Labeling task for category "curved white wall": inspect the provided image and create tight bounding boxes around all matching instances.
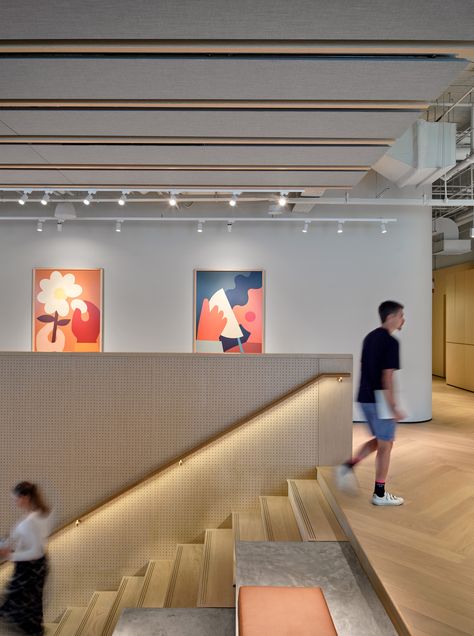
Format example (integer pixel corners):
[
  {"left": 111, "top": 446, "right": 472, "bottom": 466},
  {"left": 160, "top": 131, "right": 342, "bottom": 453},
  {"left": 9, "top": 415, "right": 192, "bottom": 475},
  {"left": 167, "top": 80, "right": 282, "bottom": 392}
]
[{"left": 0, "top": 173, "right": 432, "bottom": 420}]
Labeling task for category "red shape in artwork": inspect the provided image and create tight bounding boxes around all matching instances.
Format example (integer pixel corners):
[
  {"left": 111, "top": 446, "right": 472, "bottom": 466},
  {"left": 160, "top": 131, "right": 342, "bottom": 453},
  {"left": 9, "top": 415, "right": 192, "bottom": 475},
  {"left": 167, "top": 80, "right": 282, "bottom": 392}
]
[{"left": 71, "top": 300, "right": 101, "bottom": 343}]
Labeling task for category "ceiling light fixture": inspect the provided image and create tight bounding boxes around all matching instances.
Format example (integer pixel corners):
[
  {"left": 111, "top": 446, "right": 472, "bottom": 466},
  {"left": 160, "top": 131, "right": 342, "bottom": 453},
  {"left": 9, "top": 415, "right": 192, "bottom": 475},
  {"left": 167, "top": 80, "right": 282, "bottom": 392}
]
[
  {"left": 169, "top": 192, "right": 178, "bottom": 207},
  {"left": 115, "top": 220, "right": 122, "bottom": 233},
  {"left": 337, "top": 221, "right": 344, "bottom": 234},
  {"left": 197, "top": 221, "right": 204, "bottom": 233},
  {"left": 381, "top": 222, "right": 387, "bottom": 234},
  {"left": 36, "top": 219, "right": 43, "bottom": 232},
  {"left": 278, "top": 192, "right": 288, "bottom": 207},
  {"left": 471, "top": 226, "right": 474, "bottom": 239},
  {"left": 18, "top": 191, "right": 29, "bottom": 205},
  {"left": 227, "top": 221, "right": 233, "bottom": 232},
  {"left": 118, "top": 192, "right": 127, "bottom": 206},
  {"left": 56, "top": 220, "right": 63, "bottom": 232},
  {"left": 83, "top": 190, "right": 95, "bottom": 206},
  {"left": 302, "top": 221, "right": 309, "bottom": 233},
  {"left": 229, "top": 194, "right": 238, "bottom": 207},
  {"left": 40, "top": 191, "right": 50, "bottom": 206}
]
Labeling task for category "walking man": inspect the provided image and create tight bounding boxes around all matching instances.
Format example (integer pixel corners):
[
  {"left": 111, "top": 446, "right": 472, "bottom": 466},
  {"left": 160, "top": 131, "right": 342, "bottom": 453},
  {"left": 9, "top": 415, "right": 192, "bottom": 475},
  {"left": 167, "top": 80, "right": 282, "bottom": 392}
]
[{"left": 337, "top": 300, "right": 406, "bottom": 505}]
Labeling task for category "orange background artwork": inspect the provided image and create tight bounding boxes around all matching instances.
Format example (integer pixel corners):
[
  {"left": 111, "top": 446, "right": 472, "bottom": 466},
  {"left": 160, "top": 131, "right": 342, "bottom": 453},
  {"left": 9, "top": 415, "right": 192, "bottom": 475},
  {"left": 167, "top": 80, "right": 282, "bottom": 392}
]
[{"left": 32, "top": 269, "right": 103, "bottom": 352}]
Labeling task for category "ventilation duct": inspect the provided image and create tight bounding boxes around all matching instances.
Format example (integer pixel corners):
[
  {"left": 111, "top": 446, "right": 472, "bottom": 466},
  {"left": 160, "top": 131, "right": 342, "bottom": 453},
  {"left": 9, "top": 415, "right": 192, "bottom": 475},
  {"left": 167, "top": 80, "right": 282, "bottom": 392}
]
[
  {"left": 374, "top": 120, "right": 456, "bottom": 187},
  {"left": 54, "top": 202, "right": 77, "bottom": 220},
  {"left": 432, "top": 217, "right": 471, "bottom": 255}
]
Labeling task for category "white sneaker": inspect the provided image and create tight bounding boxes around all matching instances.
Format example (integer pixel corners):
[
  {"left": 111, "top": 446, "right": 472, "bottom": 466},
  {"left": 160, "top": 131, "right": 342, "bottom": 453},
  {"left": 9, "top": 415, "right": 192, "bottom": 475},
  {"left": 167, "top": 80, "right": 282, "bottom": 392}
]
[
  {"left": 371, "top": 492, "right": 404, "bottom": 506},
  {"left": 335, "top": 464, "right": 359, "bottom": 495}
]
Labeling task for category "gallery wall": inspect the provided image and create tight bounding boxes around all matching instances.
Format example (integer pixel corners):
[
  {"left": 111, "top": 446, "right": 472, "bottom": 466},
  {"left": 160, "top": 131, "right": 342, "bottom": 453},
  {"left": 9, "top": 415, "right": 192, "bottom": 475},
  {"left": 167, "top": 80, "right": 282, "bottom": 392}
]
[{"left": 0, "top": 172, "right": 432, "bottom": 420}]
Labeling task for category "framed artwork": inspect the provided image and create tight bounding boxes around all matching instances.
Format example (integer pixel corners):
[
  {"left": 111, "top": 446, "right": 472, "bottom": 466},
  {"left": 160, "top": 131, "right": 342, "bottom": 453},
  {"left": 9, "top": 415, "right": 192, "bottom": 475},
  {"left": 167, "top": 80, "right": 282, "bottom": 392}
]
[
  {"left": 32, "top": 268, "right": 103, "bottom": 352},
  {"left": 194, "top": 270, "right": 264, "bottom": 354}
]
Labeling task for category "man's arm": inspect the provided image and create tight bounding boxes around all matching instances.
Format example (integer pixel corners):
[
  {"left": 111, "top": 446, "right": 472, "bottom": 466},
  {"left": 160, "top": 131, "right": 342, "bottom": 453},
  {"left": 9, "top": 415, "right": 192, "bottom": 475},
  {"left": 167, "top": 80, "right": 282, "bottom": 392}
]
[{"left": 382, "top": 368, "right": 405, "bottom": 421}]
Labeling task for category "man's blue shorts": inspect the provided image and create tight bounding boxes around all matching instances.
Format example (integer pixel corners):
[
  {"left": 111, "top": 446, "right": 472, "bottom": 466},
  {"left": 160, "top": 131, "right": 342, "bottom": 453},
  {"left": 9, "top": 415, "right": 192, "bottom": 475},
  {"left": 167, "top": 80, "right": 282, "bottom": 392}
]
[{"left": 360, "top": 402, "right": 396, "bottom": 442}]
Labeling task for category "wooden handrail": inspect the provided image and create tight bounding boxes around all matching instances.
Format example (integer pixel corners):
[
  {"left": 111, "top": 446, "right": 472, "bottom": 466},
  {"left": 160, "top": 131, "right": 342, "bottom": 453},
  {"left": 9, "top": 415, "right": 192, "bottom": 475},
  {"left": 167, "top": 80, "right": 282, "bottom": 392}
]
[{"left": 2, "top": 371, "right": 350, "bottom": 551}]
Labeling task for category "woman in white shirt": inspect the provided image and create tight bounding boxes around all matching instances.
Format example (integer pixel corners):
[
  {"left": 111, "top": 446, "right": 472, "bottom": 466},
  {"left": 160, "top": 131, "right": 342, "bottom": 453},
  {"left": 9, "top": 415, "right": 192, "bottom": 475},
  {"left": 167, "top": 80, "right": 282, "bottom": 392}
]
[{"left": 0, "top": 482, "right": 52, "bottom": 636}]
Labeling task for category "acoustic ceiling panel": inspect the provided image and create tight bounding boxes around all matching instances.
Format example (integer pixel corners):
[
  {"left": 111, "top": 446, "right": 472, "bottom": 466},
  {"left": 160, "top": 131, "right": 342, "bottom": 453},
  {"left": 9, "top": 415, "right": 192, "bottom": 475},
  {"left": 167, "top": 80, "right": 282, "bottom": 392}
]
[
  {"left": 0, "top": 0, "right": 473, "bottom": 40},
  {"left": 0, "top": 144, "right": 388, "bottom": 166},
  {"left": 0, "top": 109, "right": 424, "bottom": 140},
  {"left": 0, "top": 57, "right": 467, "bottom": 101},
  {"left": 0, "top": 169, "right": 364, "bottom": 187}
]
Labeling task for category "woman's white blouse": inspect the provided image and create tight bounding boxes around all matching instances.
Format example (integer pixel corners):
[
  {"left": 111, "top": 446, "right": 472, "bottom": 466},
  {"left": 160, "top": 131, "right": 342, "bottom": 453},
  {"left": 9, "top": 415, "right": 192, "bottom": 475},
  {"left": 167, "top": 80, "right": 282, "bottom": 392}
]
[{"left": 10, "top": 511, "right": 52, "bottom": 562}]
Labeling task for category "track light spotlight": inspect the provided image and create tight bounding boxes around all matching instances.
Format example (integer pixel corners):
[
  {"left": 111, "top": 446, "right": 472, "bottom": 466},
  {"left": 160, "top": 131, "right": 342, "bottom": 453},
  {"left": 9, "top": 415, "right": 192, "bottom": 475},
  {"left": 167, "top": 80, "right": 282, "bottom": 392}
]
[
  {"left": 18, "top": 192, "right": 29, "bottom": 205},
  {"left": 471, "top": 227, "right": 474, "bottom": 239},
  {"left": 56, "top": 220, "right": 63, "bottom": 232},
  {"left": 381, "top": 222, "right": 387, "bottom": 234},
  {"left": 337, "top": 221, "right": 344, "bottom": 234},
  {"left": 118, "top": 192, "right": 127, "bottom": 206},
  {"left": 115, "top": 220, "right": 122, "bottom": 233},
  {"left": 278, "top": 192, "right": 288, "bottom": 207},
  {"left": 302, "top": 221, "right": 309, "bottom": 233},
  {"left": 197, "top": 221, "right": 204, "bottom": 233},
  {"left": 227, "top": 221, "right": 233, "bottom": 232},
  {"left": 40, "top": 191, "right": 50, "bottom": 206},
  {"left": 83, "top": 190, "right": 95, "bottom": 206},
  {"left": 36, "top": 220, "right": 43, "bottom": 232},
  {"left": 169, "top": 192, "right": 178, "bottom": 207},
  {"left": 229, "top": 194, "right": 237, "bottom": 207}
]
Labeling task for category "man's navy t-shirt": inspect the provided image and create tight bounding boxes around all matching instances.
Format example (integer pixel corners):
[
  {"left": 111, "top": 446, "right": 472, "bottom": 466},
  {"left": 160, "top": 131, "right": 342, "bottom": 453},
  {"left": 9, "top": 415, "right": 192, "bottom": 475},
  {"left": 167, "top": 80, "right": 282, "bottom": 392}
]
[{"left": 357, "top": 327, "right": 400, "bottom": 403}]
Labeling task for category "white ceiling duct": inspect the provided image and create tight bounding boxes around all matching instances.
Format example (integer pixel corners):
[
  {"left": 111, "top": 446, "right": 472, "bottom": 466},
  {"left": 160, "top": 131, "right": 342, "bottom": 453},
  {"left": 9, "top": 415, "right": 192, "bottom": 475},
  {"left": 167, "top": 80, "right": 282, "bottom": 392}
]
[
  {"left": 374, "top": 120, "right": 456, "bottom": 188},
  {"left": 54, "top": 202, "right": 76, "bottom": 220}
]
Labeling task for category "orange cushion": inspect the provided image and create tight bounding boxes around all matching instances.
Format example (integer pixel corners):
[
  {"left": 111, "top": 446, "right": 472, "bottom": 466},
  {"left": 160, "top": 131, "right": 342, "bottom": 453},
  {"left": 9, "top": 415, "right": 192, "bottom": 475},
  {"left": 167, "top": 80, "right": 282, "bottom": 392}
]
[{"left": 238, "top": 586, "right": 337, "bottom": 636}]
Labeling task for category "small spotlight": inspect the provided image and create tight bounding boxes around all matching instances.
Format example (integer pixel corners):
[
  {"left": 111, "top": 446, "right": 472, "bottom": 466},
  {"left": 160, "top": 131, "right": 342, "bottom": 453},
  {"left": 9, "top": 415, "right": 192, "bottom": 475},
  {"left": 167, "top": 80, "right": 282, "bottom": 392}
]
[
  {"left": 337, "top": 221, "right": 344, "bottom": 234},
  {"left": 118, "top": 192, "right": 127, "bottom": 206},
  {"left": 36, "top": 220, "right": 43, "bottom": 232},
  {"left": 470, "top": 227, "right": 474, "bottom": 239},
  {"left": 197, "top": 221, "right": 204, "bottom": 233},
  {"left": 56, "top": 220, "right": 63, "bottom": 232},
  {"left": 18, "top": 192, "right": 29, "bottom": 205},
  {"left": 229, "top": 194, "right": 237, "bottom": 207},
  {"left": 278, "top": 192, "right": 287, "bottom": 207},
  {"left": 169, "top": 192, "right": 178, "bottom": 207},
  {"left": 381, "top": 222, "right": 387, "bottom": 234},
  {"left": 115, "top": 220, "right": 122, "bottom": 233},
  {"left": 41, "top": 191, "right": 50, "bottom": 206},
  {"left": 302, "top": 221, "right": 309, "bottom": 233},
  {"left": 227, "top": 221, "right": 233, "bottom": 232},
  {"left": 83, "top": 190, "right": 94, "bottom": 206}
]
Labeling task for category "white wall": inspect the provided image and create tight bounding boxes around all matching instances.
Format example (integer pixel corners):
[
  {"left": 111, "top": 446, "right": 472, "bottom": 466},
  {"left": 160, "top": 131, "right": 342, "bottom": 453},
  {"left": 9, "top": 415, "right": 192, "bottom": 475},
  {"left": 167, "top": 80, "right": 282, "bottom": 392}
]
[{"left": 0, "top": 173, "right": 432, "bottom": 420}]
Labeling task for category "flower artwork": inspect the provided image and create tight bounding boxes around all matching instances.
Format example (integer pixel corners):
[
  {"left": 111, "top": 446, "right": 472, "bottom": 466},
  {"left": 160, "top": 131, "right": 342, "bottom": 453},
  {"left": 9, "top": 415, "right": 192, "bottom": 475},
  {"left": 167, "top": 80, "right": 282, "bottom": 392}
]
[
  {"left": 194, "top": 270, "right": 264, "bottom": 353},
  {"left": 32, "top": 269, "right": 103, "bottom": 352}
]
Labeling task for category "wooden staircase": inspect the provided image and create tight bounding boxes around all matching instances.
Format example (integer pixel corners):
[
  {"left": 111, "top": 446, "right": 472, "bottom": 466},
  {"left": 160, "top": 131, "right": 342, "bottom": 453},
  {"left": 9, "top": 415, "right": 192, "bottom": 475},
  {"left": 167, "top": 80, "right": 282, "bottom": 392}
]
[{"left": 45, "top": 478, "right": 345, "bottom": 635}]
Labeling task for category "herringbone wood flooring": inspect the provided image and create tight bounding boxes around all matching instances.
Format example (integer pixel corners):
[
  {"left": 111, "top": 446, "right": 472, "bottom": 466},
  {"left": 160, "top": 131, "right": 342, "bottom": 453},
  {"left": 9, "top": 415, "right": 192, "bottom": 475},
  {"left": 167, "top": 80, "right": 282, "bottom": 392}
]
[{"left": 321, "top": 378, "right": 474, "bottom": 636}]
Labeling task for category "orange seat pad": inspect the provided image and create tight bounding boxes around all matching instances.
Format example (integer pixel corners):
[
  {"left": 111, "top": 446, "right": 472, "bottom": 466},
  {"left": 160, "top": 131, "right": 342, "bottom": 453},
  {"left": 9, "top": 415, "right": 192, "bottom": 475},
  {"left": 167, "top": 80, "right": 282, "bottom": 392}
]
[{"left": 238, "top": 586, "right": 338, "bottom": 636}]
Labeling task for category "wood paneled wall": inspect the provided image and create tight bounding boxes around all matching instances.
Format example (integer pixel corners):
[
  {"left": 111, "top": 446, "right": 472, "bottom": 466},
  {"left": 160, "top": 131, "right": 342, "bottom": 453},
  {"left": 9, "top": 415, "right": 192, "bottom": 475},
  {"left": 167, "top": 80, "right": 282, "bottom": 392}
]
[{"left": 433, "top": 263, "right": 474, "bottom": 390}]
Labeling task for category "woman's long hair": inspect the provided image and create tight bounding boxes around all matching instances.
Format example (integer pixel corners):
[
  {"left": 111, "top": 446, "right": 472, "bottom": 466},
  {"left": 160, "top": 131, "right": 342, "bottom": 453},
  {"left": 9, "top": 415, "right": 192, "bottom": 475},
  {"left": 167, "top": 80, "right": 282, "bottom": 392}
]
[{"left": 12, "top": 481, "right": 50, "bottom": 516}]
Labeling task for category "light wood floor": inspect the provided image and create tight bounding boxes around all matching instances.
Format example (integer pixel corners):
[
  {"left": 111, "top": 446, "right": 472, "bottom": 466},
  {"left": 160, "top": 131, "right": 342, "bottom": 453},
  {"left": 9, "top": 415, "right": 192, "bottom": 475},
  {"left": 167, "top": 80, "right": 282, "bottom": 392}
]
[{"left": 320, "top": 377, "right": 474, "bottom": 636}]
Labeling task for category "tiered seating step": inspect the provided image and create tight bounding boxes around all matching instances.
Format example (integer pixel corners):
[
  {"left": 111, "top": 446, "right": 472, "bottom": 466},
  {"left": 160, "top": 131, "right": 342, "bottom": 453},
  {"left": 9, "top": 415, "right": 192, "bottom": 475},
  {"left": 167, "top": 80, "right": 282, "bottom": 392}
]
[
  {"left": 113, "top": 607, "right": 235, "bottom": 635},
  {"left": 137, "top": 559, "right": 172, "bottom": 608}
]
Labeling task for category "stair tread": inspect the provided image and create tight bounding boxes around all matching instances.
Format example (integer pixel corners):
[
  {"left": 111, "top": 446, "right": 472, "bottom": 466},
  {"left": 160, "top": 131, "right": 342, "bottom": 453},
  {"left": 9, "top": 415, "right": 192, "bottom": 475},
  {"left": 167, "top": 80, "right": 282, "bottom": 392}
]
[
  {"left": 197, "top": 529, "right": 235, "bottom": 608},
  {"left": 138, "top": 559, "right": 172, "bottom": 608},
  {"left": 232, "top": 511, "right": 266, "bottom": 542},
  {"left": 260, "top": 496, "right": 302, "bottom": 541},
  {"left": 75, "top": 591, "right": 117, "bottom": 636},
  {"left": 164, "top": 543, "right": 204, "bottom": 608},
  {"left": 47, "top": 607, "right": 87, "bottom": 636},
  {"left": 102, "top": 576, "right": 145, "bottom": 636},
  {"left": 288, "top": 479, "right": 347, "bottom": 541}
]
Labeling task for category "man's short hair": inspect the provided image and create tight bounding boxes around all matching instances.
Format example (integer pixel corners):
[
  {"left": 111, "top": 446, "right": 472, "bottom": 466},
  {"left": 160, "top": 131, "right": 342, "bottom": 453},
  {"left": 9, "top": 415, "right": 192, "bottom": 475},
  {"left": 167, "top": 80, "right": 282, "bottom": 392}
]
[{"left": 378, "top": 300, "right": 404, "bottom": 323}]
